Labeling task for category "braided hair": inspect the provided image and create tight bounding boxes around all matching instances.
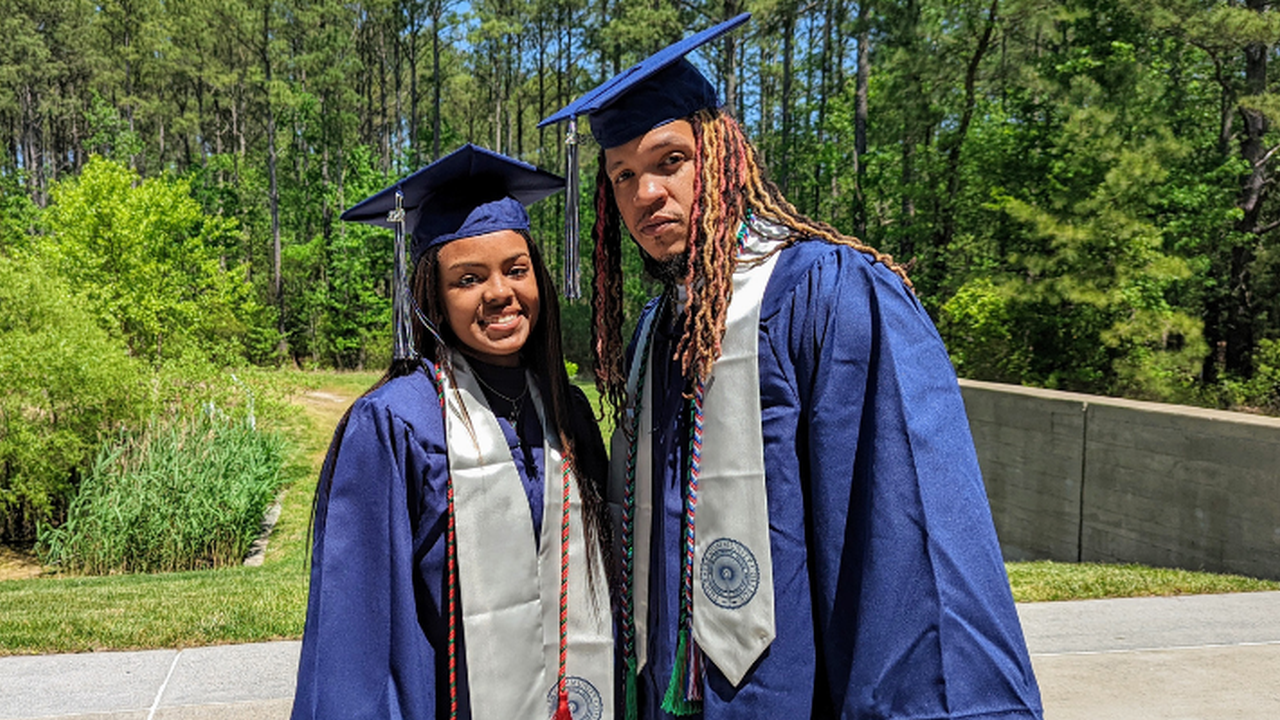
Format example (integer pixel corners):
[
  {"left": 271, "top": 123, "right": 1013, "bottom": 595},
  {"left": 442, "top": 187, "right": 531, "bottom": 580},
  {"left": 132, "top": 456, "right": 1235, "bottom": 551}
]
[{"left": 591, "top": 107, "right": 911, "bottom": 420}]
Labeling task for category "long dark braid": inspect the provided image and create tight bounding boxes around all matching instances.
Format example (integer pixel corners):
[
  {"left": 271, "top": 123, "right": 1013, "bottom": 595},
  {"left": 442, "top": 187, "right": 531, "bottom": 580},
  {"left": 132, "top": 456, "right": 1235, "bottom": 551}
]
[{"left": 591, "top": 159, "right": 629, "bottom": 426}]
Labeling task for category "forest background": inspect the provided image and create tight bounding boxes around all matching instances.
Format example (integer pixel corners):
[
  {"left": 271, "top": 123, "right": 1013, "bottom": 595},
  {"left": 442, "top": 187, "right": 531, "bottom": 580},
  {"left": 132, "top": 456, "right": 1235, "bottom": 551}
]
[{"left": 4, "top": 0, "right": 1280, "bottom": 547}]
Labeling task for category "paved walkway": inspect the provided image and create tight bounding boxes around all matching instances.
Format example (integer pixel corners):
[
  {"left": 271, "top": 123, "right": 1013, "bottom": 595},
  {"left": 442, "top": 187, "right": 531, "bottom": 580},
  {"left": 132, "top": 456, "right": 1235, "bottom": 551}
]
[{"left": 2, "top": 591, "right": 1278, "bottom": 719}]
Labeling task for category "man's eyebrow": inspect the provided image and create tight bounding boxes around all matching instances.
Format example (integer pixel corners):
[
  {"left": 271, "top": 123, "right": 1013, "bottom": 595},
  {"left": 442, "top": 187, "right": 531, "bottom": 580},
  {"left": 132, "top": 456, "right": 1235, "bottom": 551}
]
[{"left": 607, "top": 135, "right": 687, "bottom": 173}]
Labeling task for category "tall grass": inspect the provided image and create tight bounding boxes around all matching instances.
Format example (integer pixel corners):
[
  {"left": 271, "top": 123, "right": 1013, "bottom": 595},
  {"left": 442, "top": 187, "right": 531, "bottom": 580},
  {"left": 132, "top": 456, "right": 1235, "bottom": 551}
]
[{"left": 37, "top": 405, "right": 286, "bottom": 575}]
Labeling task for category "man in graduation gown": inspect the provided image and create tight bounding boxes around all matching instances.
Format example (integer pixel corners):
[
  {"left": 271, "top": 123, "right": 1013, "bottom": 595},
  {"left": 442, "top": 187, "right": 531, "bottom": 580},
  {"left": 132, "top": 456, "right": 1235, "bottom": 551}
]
[{"left": 539, "top": 13, "right": 1044, "bottom": 720}]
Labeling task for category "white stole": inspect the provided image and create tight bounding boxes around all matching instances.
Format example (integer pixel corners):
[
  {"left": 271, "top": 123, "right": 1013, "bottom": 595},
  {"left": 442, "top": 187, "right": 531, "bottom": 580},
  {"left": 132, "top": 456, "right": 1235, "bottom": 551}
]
[
  {"left": 614, "top": 218, "right": 785, "bottom": 688},
  {"left": 444, "top": 353, "right": 613, "bottom": 719}
]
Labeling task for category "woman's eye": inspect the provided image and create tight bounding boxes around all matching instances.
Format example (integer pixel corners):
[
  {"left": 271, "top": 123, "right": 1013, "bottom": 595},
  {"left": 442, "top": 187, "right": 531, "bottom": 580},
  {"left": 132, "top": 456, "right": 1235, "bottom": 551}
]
[
  {"left": 509, "top": 265, "right": 529, "bottom": 278},
  {"left": 664, "top": 153, "right": 685, "bottom": 167},
  {"left": 612, "top": 170, "right": 633, "bottom": 186},
  {"left": 456, "top": 274, "right": 478, "bottom": 287}
]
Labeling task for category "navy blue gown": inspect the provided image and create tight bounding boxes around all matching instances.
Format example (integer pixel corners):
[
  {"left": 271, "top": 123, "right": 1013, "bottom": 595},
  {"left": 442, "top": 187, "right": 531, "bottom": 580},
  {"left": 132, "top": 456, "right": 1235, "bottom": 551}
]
[
  {"left": 290, "top": 362, "right": 604, "bottom": 719},
  {"left": 632, "top": 240, "right": 1043, "bottom": 719}
]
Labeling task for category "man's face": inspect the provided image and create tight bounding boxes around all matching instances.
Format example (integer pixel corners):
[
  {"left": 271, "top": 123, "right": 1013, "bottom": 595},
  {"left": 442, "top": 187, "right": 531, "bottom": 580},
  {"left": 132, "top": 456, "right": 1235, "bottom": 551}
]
[{"left": 603, "top": 119, "right": 698, "bottom": 264}]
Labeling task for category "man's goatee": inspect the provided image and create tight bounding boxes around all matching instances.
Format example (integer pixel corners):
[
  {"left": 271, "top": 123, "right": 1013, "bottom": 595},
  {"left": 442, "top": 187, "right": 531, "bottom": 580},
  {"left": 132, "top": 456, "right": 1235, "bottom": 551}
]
[{"left": 642, "top": 249, "right": 690, "bottom": 286}]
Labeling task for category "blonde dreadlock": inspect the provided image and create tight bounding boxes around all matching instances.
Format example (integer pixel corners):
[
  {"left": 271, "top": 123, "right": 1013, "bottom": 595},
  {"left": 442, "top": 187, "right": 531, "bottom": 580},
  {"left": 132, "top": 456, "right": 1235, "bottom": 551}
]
[{"left": 591, "top": 108, "right": 911, "bottom": 420}]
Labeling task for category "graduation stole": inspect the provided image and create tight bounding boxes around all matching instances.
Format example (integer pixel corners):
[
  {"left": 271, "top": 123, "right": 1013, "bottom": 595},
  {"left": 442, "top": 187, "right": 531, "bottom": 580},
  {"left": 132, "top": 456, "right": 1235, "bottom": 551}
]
[
  {"left": 441, "top": 353, "right": 613, "bottom": 720},
  {"left": 613, "top": 217, "right": 785, "bottom": 715}
]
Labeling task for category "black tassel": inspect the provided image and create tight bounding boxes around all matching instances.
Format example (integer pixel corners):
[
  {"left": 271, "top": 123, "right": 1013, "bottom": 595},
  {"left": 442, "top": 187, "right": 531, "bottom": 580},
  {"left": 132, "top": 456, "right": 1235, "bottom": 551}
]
[
  {"left": 563, "top": 119, "right": 582, "bottom": 300},
  {"left": 391, "top": 189, "right": 418, "bottom": 360}
]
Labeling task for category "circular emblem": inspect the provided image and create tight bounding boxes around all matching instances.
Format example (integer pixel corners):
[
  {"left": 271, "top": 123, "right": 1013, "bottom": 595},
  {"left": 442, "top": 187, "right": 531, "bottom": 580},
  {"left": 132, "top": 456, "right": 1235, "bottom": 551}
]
[
  {"left": 546, "top": 676, "right": 603, "bottom": 720},
  {"left": 700, "top": 537, "right": 760, "bottom": 609}
]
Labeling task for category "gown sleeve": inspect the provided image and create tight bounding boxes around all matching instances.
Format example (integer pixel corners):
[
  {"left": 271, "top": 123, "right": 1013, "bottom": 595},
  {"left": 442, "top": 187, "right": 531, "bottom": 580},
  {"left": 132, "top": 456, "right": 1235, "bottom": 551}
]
[
  {"left": 290, "top": 376, "right": 451, "bottom": 720},
  {"left": 762, "top": 242, "right": 1043, "bottom": 719}
]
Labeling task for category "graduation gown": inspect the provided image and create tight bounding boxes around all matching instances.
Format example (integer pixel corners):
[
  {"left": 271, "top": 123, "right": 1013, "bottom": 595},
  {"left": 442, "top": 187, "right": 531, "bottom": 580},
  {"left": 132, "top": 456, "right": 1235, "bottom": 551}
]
[
  {"left": 629, "top": 239, "right": 1043, "bottom": 719},
  {"left": 290, "top": 363, "right": 606, "bottom": 720}
]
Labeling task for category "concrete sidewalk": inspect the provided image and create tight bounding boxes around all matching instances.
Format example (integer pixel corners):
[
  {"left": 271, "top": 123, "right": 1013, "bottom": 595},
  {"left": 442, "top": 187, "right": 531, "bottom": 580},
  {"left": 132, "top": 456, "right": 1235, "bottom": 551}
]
[{"left": 2, "top": 591, "right": 1278, "bottom": 719}]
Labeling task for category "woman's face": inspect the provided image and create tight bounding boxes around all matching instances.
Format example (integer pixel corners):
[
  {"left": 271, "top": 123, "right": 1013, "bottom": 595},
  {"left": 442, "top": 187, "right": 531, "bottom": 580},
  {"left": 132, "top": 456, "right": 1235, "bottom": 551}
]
[{"left": 436, "top": 230, "right": 540, "bottom": 367}]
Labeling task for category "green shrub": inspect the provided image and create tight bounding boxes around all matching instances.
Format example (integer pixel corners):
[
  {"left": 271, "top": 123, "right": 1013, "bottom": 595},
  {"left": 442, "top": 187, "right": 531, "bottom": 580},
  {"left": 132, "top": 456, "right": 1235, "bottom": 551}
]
[
  {"left": 0, "top": 256, "right": 145, "bottom": 541},
  {"left": 938, "top": 278, "right": 1030, "bottom": 383},
  {"left": 1201, "top": 338, "right": 1280, "bottom": 413},
  {"left": 37, "top": 405, "right": 287, "bottom": 575},
  {"left": 42, "top": 156, "right": 274, "bottom": 365}
]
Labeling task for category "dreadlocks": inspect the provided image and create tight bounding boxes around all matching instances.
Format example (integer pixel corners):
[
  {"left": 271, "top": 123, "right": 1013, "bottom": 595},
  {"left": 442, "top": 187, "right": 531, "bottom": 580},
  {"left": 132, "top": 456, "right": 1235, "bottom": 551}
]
[{"left": 591, "top": 107, "right": 911, "bottom": 420}]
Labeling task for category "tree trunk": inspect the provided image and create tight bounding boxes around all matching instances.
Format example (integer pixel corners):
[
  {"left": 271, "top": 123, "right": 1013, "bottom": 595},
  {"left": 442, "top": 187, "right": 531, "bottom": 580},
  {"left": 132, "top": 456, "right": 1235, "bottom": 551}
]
[
  {"left": 432, "top": 2, "right": 442, "bottom": 161},
  {"left": 723, "top": 0, "right": 741, "bottom": 114},
  {"left": 931, "top": 0, "right": 999, "bottom": 286},
  {"left": 263, "top": 2, "right": 284, "bottom": 354},
  {"left": 409, "top": 3, "right": 421, "bottom": 167},
  {"left": 1224, "top": 0, "right": 1270, "bottom": 376},
  {"left": 779, "top": 9, "right": 795, "bottom": 194},
  {"left": 854, "top": 7, "right": 869, "bottom": 238}
]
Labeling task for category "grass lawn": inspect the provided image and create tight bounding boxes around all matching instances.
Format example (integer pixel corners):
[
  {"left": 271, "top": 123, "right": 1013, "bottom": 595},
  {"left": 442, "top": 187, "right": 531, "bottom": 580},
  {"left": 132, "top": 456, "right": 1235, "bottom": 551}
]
[
  {"left": 0, "top": 369, "right": 380, "bottom": 656},
  {"left": 1, "top": 368, "right": 1276, "bottom": 655}
]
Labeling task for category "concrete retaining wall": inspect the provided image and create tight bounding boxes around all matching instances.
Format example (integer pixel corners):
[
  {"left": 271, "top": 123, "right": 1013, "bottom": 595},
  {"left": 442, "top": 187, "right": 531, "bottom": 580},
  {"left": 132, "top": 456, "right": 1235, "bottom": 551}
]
[{"left": 959, "top": 379, "right": 1280, "bottom": 580}]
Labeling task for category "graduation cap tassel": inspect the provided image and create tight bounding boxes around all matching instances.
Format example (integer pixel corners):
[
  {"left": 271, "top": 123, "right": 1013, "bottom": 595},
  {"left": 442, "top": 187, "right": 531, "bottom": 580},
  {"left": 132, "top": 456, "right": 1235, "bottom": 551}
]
[
  {"left": 661, "top": 627, "right": 700, "bottom": 715},
  {"left": 390, "top": 189, "right": 418, "bottom": 360},
  {"left": 623, "top": 656, "right": 639, "bottom": 720},
  {"left": 686, "top": 642, "right": 704, "bottom": 702},
  {"left": 563, "top": 119, "right": 582, "bottom": 299}
]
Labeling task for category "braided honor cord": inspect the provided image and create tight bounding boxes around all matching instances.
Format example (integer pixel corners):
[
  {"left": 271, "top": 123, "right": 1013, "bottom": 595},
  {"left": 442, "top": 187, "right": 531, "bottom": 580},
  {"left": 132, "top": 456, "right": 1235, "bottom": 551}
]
[
  {"left": 553, "top": 449, "right": 573, "bottom": 720},
  {"left": 660, "top": 382, "right": 705, "bottom": 716},
  {"left": 431, "top": 363, "right": 460, "bottom": 720},
  {"left": 619, "top": 296, "right": 664, "bottom": 720},
  {"left": 664, "top": 218, "right": 749, "bottom": 713}
]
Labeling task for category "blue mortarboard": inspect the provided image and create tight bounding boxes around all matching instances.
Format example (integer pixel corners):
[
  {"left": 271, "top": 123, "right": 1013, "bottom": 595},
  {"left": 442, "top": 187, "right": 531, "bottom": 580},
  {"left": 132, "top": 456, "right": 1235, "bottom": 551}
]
[
  {"left": 537, "top": 14, "right": 749, "bottom": 284},
  {"left": 538, "top": 13, "right": 750, "bottom": 149},
  {"left": 341, "top": 144, "right": 564, "bottom": 360},
  {"left": 341, "top": 143, "right": 564, "bottom": 263}
]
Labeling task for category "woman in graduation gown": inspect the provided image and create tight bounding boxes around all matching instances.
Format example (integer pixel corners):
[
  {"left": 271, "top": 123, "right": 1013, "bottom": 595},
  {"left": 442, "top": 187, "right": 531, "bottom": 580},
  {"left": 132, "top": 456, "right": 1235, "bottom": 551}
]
[{"left": 290, "top": 145, "right": 614, "bottom": 720}]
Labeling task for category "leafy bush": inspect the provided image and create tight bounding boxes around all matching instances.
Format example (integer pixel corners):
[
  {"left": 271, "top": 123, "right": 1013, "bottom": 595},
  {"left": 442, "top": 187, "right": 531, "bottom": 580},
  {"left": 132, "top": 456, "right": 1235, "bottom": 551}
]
[
  {"left": 0, "top": 256, "right": 145, "bottom": 541},
  {"left": 1201, "top": 338, "right": 1280, "bottom": 413},
  {"left": 42, "top": 156, "right": 276, "bottom": 365},
  {"left": 37, "top": 404, "right": 287, "bottom": 575},
  {"left": 938, "top": 278, "right": 1030, "bottom": 383}
]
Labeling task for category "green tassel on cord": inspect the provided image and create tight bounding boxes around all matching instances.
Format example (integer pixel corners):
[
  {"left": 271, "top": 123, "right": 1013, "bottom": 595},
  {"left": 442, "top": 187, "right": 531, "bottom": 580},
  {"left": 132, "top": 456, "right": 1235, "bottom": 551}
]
[
  {"left": 660, "top": 627, "right": 700, "bottom": 716},
  {"left": 624, "top": 656, "right": 639, "bottom": 720}
]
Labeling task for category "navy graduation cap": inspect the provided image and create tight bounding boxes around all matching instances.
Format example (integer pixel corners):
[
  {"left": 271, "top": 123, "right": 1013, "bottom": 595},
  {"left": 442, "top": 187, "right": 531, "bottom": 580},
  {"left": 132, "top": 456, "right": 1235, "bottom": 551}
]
[
  {"left": 538, "top": 13, "right": 749, "bottom": 284},
  {"left": 539, "top": 12, "right": 749, "bottom": 149},
  {"left": 341, "top": 143, "right": 563, "bottom": 263},
  {"left": 341, "top": 143, "right": 564, "bottom": 359}
]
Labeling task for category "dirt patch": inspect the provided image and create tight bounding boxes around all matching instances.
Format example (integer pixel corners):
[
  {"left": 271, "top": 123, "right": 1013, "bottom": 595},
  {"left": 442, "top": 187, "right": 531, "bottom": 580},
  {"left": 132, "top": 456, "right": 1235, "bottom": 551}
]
[
  {"left": 0, "top": 545, "right": 42, "bottom": 581},
  {"left": 302, "top": 390, "right": 349, "bottom": 405}
]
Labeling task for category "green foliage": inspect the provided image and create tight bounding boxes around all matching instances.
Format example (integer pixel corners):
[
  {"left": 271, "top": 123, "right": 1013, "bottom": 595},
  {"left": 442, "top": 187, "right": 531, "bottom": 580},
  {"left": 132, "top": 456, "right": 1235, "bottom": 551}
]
[
  {"left": 0, "top": 165, "right": 37, "bottom": 256},
  {"left": 559, "top": 301, "right": 593, "bottom": 370},
  {"left": 991, "top": 124, "right": 1208, "bottom": 397},
  {"left": 37, "top": 405, "right": 287, "bottom": 575},
  {"left": 939, "top": 278, "right": 1029, "bottom": 383},
  {"left": 3, "top": 0, "right": 1280, "bottom": 417},
  {"left": 84, "top": 91, "right": 143, "bottom": 164},
  {"left": 0, "top": 255, "right": 145, "bottom": 541},
  {"left": 43, "top": 156, "right": 275, "bottom": 365},
  {"left": 1201, "top": 338, "right": 1280, "bottom": 411}
]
